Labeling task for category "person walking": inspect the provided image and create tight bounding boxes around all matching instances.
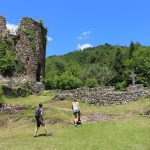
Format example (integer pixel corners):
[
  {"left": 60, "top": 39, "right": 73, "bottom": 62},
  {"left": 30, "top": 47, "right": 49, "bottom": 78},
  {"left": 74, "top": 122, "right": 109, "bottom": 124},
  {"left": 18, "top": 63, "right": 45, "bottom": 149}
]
[
  {"left": 72, "top": 99, "right": 81, "bottom": 126},
  {"left": 33, "top": 103, "right": 52, "bottom": 137}
]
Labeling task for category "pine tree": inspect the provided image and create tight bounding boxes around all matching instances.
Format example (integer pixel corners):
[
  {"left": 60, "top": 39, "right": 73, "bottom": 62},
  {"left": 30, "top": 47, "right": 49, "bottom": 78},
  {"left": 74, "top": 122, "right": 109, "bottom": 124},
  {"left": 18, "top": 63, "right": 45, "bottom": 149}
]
[{"left": 129, "top": 41, "right": 135, "bottom": 58}]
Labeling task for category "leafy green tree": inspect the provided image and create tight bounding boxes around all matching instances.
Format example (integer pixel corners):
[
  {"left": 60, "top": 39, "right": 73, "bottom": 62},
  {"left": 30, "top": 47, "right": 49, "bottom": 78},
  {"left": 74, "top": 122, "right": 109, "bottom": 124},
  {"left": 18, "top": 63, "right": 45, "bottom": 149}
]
[
  {"left": 86, "top": 64, "right": 99, "bottom": 78},
  {"left": 58, "top": 71, "right": 82, "bottom": 90},
  {"left": 85, "top": 78, "right": 99, "bottom": 88},
  {"left": 45, "top": 76, "right": 59, "bottom": 89},
  {"left": 0, "top": 40, "right": 24, "bottom": 77},
  {"left": 0, "top": 41, "right": 7, "bottom": 57},
  {"left": 67, "top": 62, "right": 81, "bottom": 77},
  {"left": 96, "top": 66, "right": 115, "bottom": 86},
  {"left": 55, "top": 58, "right": 66, "bottom": 75},
  {"left": 125, "top": 47, "right": 150, "bottom": 86},
  {"left": 113, "top": 48, "right": 124, "bottom": 82},
  {"left": 0, "top": 51, "right": 17, "bottom": 76}
]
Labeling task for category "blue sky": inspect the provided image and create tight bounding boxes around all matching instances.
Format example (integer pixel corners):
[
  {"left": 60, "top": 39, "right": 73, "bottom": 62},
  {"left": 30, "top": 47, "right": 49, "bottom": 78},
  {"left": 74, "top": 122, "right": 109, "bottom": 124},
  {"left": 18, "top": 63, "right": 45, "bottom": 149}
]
[{"left": 0, "top": 0, "right": 150, "bottom": 56}]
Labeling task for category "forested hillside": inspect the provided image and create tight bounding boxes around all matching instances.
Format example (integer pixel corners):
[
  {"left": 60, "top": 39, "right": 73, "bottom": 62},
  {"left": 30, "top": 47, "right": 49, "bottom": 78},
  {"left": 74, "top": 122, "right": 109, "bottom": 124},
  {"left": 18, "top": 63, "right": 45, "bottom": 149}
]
[{"left": 45, "top": 42, "right": 150, "bottom": 90}]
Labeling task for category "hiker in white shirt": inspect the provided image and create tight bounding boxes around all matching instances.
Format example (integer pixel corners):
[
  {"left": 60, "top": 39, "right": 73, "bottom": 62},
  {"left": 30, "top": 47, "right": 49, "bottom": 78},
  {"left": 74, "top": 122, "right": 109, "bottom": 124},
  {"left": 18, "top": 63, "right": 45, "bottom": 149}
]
[{"left": 72, "top": 99, "right": 81, "bottom": 126}]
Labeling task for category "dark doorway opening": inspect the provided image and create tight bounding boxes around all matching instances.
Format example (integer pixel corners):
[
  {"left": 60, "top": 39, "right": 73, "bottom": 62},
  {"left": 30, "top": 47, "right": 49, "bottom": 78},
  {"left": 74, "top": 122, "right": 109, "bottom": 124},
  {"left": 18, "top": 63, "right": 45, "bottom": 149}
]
[{"left": 36, "top": 63, "right": 41, "bottom": 82}]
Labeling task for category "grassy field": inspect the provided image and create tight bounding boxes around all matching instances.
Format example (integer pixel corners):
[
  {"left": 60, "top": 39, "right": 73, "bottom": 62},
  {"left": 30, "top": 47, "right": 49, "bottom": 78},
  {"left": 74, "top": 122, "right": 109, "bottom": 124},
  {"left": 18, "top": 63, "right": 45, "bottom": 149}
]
[{"left": 0, "top": 93, "right": 150, "bottom": 150}]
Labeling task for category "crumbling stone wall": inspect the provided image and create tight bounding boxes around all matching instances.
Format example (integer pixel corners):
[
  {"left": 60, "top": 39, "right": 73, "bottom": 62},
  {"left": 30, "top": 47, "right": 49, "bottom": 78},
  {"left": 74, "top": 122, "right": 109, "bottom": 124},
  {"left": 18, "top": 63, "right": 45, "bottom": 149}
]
[
  {"left": 0, "top": 16, "right": 47, "bottom": 96},
  {"left": 53, "top": 86, "right": 150, "bottom": 106},
  {"left": 15, "top": 17, "right": 47, "bottom": 82},
  {"left": 0, "top": 16, "right": 47, "bottom": 83},
  {"left": 0, "top": 16, "right": 7, "bottom": 38}
]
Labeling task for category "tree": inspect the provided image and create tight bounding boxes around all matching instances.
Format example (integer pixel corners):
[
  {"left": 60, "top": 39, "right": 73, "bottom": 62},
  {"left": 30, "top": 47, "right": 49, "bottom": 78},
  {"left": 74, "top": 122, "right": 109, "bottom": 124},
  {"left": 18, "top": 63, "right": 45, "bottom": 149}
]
[
  {"left": 113, "top": 48, "right": 124, "bottom": 82},
  {"left": 67, "top": 62, "right": 81, "bottom": 77},
  {"left": 55, "top": 58, "right": 66, "bottom": 75},
  {"left": 58, "top": 71, "right": 82, "bottom": 90},
  {"left": 0, "top": 86, "right": 4, "bottom": 107},
  {"left": 125, "top": 47, "right": 150, "bottom": 86},
  {"left": 0, "top": 51, "right": 17, "bottom": 76},
  {"left": 96, "top": 66, "right": 115, "bottom": 86},
  {"left": 129, "top": 41, "right": 135, "bottom": 59},
  {"left": 85, "top": 78, "right": 99, "bottom": 88}
]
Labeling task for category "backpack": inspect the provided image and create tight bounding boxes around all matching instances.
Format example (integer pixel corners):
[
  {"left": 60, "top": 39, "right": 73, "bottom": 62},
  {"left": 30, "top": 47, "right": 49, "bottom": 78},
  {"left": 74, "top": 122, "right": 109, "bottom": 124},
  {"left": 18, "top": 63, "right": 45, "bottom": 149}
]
[{"left": 35, "top": 108, "right": 41, "bottom": 118}]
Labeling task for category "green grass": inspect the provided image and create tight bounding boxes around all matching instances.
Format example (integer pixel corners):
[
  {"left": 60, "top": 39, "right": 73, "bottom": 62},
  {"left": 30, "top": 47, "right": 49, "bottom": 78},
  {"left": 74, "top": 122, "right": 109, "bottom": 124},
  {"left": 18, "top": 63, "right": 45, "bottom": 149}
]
[{"left": 0, "top": 96, "right": 150, "bottom": 150}]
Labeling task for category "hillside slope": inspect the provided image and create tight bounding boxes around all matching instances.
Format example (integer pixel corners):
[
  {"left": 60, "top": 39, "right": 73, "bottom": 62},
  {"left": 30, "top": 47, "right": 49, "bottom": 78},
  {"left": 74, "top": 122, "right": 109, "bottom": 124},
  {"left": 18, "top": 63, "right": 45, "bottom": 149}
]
[{"left": 45, "top": 43, "right": 150, "bottom": 90}]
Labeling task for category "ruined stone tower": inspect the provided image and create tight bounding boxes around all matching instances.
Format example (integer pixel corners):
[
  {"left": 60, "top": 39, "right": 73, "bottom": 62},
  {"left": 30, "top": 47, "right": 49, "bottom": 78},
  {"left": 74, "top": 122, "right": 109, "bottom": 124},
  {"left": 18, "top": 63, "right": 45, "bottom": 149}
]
[
  {"left": 15, "top": 17, "right": 47, "bottom": 82},
  {"left": 0, "top": 16, "right": 47, "bottom": 83}
]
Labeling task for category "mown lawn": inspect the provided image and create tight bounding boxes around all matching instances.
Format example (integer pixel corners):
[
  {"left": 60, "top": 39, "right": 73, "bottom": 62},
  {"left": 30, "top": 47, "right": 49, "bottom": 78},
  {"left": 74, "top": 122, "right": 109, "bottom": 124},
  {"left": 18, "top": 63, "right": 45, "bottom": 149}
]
[{"left": 0, "top": 94, "right": 150, "bottom": 150}]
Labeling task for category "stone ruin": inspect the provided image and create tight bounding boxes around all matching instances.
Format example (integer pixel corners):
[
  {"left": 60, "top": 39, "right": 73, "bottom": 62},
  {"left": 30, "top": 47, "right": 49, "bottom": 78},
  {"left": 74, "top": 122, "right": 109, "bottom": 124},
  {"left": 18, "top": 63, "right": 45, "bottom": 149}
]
[{"left": 0, "top": 16, "right": 47, "bottom": 96}]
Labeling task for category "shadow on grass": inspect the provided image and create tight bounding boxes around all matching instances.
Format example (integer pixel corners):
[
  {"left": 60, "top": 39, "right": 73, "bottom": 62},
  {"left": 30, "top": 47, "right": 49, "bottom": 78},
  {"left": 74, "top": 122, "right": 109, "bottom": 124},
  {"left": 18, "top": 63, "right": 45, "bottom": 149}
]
[
  {"left": 36, "top": 132, "right": 53, "bottom": 137},
  {"left": 38, "top": 133, "right": 47, "bottom": 136}
]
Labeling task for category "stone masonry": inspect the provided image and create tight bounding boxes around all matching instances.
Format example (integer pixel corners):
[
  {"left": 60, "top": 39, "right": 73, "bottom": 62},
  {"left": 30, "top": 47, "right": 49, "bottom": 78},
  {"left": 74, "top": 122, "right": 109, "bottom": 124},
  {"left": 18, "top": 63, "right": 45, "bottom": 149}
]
[
  {"left": 0, "top": 16, "right": 47, "bottom": 83},
  {"left": 53, "top": 86, "right": 150, "bottom": 106}
]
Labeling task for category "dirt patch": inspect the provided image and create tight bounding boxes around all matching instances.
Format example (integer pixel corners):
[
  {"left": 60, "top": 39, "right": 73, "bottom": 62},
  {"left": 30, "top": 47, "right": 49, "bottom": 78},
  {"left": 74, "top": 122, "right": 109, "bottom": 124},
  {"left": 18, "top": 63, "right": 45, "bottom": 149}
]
[
  {"left": 0, "top": 116, "right": 8, "bottom": 127},
  {"left": 0, "top": 104, "right": 26, "bottom": 127},
  {"left": 46, "top": 119, "right": 63, "bottom": 125},
  {"left": 0, "top": 114, "right": 19, "bottom": 127},
  {"left": 81, "top": 113, "right": 121, "bottom": 123}
]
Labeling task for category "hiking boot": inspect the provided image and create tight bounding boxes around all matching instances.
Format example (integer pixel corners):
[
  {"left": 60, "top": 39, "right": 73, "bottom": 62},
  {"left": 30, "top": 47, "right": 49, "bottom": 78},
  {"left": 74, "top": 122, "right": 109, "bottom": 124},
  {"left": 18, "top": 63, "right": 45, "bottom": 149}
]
[
  {"left": 46, "top": 131, "right": 53, "bottom": 136},
  {"left": 33, "top": 134, "right": 38, "bottom": 137}
]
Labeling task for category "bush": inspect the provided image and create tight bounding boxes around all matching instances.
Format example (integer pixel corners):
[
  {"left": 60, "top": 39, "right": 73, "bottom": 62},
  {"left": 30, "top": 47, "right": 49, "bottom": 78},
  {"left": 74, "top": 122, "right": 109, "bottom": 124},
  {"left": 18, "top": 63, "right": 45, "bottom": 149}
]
[
  {"left": 0, "top": 86, "right": 4, "bottom": 106},
  {"left": 85, "top": 78, "right": 99, "bottom": 88},
  {"left": 58, "top": 71, "right": 82, "bottom": 90},
  {"left": 45, "top": 76, "right": 59, "bottom": 89},
  {"left": 115, "top": 81, "right": 127, "bottom": 91},
  {"left": 45, "top": 72, "right": 83, "bottom": 90}
]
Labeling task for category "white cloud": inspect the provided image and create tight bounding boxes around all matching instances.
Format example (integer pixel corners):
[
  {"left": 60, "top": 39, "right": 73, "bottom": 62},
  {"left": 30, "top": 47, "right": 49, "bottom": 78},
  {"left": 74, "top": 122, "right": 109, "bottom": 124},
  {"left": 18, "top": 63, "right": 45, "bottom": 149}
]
[
  {"left": 47, "top": 36, "right": 53, "bottom": 42},
  {"left": 6, "top": 23, "right": 18, "bottom": 34},
  {"left": 82, "top": 31, "right": 91, "bottom": 36},
  {"left": 78, "top": 31, "right": 91, "bottom": 40},
  {"left": 77, "top": 43, "right": 93, "bottom": 50}
]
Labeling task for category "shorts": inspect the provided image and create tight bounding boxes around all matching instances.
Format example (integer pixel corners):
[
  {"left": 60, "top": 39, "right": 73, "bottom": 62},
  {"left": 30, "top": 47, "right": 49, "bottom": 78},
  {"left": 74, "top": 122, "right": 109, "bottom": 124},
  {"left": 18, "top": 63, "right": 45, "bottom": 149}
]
[
  {"left": 73, "top": 111, "right": 80, "bottom": 118},
  {"left": 35, "top": 117, "right": 45, "bottom": 127}
]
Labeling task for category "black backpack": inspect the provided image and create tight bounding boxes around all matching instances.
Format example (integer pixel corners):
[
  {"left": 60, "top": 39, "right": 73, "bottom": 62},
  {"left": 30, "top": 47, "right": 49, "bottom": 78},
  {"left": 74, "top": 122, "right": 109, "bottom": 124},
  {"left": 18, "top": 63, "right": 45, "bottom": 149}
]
[{"left": 35, "top": 108, "right": 41, "bottom": 118}]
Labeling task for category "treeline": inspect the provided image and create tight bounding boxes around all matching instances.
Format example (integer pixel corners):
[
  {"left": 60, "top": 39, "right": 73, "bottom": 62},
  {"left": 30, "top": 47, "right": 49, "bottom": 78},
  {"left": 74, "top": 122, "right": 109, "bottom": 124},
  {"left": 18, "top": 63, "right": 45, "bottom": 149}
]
[{"left": 45, "top": 42, "right": 150, "bottom": 90}]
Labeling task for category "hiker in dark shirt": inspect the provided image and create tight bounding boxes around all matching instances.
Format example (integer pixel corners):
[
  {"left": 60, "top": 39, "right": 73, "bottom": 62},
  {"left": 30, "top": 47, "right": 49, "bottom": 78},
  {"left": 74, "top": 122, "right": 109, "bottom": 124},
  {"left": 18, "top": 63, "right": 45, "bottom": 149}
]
[{"left": 33, "top": 103, "right": 51, "bottom": 137}]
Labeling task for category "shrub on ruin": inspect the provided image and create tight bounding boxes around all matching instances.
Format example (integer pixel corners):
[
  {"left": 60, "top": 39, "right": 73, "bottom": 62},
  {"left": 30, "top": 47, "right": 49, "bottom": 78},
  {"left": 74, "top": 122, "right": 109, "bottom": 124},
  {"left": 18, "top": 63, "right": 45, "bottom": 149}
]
[{"left": 0, "top": 86, "right": 4, "bottom": 106}]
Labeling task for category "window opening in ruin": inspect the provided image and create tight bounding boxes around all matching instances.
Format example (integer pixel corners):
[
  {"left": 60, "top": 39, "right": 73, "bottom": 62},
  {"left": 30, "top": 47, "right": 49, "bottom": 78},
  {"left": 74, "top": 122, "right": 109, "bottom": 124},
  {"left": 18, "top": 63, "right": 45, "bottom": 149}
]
[{"left": 26, "top": 57, "right": 29, "bottom": 64}]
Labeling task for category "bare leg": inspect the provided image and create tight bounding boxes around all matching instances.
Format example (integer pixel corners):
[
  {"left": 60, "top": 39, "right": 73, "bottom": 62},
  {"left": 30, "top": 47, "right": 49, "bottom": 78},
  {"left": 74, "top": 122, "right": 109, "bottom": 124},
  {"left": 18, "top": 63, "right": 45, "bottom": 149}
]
[
  {"left": 74, "top": 117, "right": 78, "bottom": 125},
  {"left": 34, "top": 127, "right": 39, "bottom": 136},
  {"left": 44, "top": 125, "right": 48, "bottom": 133},
  {"left": 44, "top": 124, "right": 52, "bottom": 135}
]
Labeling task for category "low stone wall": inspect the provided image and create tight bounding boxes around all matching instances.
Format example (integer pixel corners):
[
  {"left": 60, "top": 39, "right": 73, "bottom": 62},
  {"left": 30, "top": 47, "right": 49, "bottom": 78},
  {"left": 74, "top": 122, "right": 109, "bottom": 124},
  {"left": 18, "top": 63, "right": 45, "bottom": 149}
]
[{"left": 53, "top": 86, "right": 150, "bottom": 106}]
